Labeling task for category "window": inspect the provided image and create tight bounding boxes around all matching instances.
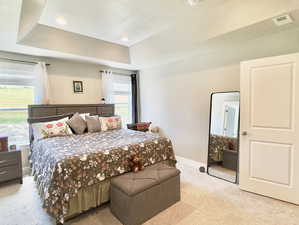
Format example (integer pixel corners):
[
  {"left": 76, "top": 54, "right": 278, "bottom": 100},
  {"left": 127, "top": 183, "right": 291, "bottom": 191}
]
[
  {"left": 112, "top": 74, "right": 132, "bottom": 126},
  {"left": 0, "top": 61, "right": 35, "bottom": 146}
]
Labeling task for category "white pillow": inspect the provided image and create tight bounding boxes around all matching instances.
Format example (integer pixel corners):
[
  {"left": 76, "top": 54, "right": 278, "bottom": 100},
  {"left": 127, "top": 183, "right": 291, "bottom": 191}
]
[
  {"left": 79, "top": 113, "right": 90, "bottom": 120},
  {"left": 32, "top": 117, "right": 73, "bottom": 140},
  {"left": 99, "top": 116, "right": 122, "bottom": 131}
]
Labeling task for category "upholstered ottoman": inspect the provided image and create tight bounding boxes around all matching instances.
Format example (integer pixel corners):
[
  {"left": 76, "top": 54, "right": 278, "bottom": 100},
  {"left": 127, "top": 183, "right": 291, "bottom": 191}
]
[{"left": 110, "top": 163, "right": 180, "bottom": 225}]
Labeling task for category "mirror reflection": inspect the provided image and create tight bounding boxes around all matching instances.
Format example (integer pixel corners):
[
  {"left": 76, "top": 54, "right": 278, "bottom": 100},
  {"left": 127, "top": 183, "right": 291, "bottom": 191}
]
[{"left": 207, "top": 92, "right": 240, "bottom": 183}]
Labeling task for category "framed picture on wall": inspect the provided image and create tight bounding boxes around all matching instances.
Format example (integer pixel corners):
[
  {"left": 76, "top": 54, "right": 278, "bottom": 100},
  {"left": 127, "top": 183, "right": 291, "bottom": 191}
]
[{"left": 73, "top": 81, "right": 83, "bottom": 93}]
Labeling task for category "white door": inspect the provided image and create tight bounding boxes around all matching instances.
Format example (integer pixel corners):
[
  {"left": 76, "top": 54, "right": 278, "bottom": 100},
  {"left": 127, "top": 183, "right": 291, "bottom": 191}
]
[
  {"left": 223, "top": 101, "right": 239, "bottom": 138},
  {"left": 240, "top": 53, "right": 299, "bottom": 204}
]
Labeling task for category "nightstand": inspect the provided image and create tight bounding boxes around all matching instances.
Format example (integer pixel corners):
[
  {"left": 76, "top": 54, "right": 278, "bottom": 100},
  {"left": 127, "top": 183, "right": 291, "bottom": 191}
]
[{"left": 0, "top": 150, "right": 22, "bottom": 184}]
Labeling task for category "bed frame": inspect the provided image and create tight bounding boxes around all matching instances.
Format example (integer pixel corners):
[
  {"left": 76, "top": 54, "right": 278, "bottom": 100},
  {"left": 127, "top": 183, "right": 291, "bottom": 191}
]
[{"left": 27, "top": 104, "right": 115, "bottom": 144}]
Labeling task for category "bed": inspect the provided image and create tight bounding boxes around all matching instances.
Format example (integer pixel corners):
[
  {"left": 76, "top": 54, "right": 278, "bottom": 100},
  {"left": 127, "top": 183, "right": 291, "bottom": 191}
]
[
  {"left": 208, "top": 134, "right": 238, "bottom": 170},
  {"left": 27, "top": 104, "right": 176, "bottom": 224}
]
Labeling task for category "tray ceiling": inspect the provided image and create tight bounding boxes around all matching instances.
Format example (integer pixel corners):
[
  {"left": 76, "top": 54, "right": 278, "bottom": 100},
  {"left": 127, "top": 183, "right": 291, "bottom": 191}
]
[
  {"left": 39, "top": 0, "right": 177, "bottom": 47},
  {"left": 1, "top": 0, "right": 299, "bottom": 69}
]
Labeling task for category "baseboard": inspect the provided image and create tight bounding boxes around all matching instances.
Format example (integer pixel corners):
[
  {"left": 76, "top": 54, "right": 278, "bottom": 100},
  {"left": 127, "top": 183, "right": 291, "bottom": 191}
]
[{"left": 176, "top": 156, "right": 207, "bottom": 171}]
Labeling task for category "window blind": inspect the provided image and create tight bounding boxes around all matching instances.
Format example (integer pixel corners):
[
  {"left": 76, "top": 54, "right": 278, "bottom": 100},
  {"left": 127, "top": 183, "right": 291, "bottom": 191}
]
[{"left": 0, "top": 61, "right": 35, "bottom": 86}]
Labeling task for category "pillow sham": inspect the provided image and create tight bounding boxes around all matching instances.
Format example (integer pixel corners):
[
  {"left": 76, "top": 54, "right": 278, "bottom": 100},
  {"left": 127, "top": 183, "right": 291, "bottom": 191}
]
[
  {"left": 99, "top": 116, "right": 122, "bottom": 131},
  {"left": 85, "top": 115, "right": 102, "bottom": 133},
  {"left": 32, "top": 117, "right": 73, "bottom": 140},
  {"left": 66, "top": 113, "right": 87, "bottom": 134}
]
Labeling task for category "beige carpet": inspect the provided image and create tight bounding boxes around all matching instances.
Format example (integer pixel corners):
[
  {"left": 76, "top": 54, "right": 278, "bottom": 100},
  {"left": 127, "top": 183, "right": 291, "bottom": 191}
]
[
  {"left": 208, "top": 165, "right": 236, "bottom": 183},
  {"left": 0, "top": 162, "right": 298, "bottom": 225}
]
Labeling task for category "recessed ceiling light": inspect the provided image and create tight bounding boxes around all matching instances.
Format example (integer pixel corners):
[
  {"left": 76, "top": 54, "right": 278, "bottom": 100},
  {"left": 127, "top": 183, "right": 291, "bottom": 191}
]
[
  {"left": 121, "top": 37, "right": 129, "bottom": 42},
  {"left": 56, "top": 17, "right": 67, "bottom": 25},
  {"left": 186, "top": 0, "right": 203, "bottom": 6}
]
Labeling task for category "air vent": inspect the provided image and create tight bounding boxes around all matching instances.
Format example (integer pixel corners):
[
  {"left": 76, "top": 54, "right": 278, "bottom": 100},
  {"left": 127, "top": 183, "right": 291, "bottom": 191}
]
[{"left": 273, "top": 14, "right": 293, "bottom": 26}]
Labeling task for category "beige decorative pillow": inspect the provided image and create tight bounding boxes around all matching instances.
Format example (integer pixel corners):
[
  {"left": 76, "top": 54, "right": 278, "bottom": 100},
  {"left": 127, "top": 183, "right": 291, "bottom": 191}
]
[
  {"left": 32, "top": 117, "right": 73, "bottom": 140},
  {"left": 85, "top": 115, "right": 102, "bottom": 133},
  {"left": 66, "top": 113, "right": 87, "bottom": 134},
  {"left": 99, "top": 116, "right": 122, "bottom": 131}
]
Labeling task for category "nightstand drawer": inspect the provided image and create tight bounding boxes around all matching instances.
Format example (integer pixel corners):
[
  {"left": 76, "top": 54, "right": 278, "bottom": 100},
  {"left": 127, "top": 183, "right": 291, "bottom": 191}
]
[
  {"left": 0, "top": 165, "right": 21, "bottom": 183},
  {"left": 0, "top": 151, "right": 20, "bottom": 168}
]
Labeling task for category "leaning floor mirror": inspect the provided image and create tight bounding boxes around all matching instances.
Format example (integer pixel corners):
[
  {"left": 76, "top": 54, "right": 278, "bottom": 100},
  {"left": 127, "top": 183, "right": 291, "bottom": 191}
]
[{"left": 207, "top": 91, "right": 240, "bottom": 183}]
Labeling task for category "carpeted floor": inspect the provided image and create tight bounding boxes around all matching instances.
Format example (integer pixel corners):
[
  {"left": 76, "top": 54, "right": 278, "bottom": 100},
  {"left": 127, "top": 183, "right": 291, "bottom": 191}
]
[
  {"left": 0, "top": 162, "right": 298, "bottom": 225},
  {"left": 208, "top": 165, "right": 236, "bottom": 183}
]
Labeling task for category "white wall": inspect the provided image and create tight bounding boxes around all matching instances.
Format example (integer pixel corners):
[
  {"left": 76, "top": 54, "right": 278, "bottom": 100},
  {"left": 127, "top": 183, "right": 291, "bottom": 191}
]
[
  {"left": 45, "top": 58, "right": 134, "bottom": 104},
  {"left": 140, "top": 64, "right": 240, "bottom": 163},
  {"left": 0, "top": 51, "right": 133, "bottom": 104},
  {"left": 46, "top": 58, "right": 103, "bottom": 104},
  {"left": 139, "top": 27, "right": 299, "bottom": 164}
]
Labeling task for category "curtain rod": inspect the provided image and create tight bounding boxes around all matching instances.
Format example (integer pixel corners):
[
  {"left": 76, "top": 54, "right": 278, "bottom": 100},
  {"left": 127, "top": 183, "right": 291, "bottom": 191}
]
[
  {"left": 0, "top": 57, "right": 51, "bottom": 66},
  {"left": 100, "top": 70, "right": 136, "bottom": 76}
]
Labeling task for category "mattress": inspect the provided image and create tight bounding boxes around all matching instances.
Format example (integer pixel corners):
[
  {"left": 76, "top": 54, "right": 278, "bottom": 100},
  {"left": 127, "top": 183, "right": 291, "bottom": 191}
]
[{"left": 30, "top": 129, "right": 176, "bottom": 223}]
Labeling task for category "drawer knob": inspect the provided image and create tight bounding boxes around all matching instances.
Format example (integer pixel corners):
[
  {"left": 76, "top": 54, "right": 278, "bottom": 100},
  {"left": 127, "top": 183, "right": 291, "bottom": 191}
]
[{"left": 0, "top": 171, "right": 7, "bottom": 175}]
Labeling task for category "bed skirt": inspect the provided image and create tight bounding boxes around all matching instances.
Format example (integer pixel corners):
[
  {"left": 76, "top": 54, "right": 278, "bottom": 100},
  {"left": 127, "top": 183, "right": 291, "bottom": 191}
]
[
  {"left": 65, "top": 179, "right": 110, "bottom": 220},
  {"left": 64, "top": 160, "right": 175, "bottom": 221}
]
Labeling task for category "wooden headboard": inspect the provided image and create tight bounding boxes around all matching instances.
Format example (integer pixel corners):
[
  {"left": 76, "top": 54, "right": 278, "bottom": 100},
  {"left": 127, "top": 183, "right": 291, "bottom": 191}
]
[{"left": 27, "top": 104, "right": 115, "bottom": 143}]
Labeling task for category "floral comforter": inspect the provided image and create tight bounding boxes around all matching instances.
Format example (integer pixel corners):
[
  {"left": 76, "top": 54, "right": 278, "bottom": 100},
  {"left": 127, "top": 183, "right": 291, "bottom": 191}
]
[{"left": 30, "top": 129, "right": 176, "bottom": 223}]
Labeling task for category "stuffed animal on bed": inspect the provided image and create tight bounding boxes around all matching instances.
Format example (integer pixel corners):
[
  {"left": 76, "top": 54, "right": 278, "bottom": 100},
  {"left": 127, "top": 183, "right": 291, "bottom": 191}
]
[{"left": 129, "top": 155, "right": 143, "bottom": 172}]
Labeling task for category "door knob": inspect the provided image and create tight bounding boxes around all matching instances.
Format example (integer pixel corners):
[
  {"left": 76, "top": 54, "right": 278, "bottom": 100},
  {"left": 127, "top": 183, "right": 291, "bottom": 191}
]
[{"left": 241, "top": 131, "right": 248, "bottom": 136}]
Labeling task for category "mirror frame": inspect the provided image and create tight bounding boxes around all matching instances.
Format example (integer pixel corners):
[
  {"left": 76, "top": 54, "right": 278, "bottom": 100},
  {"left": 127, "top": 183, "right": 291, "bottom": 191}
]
[{"left": 207, "top": 91, "right": 240, "bottom": 184}]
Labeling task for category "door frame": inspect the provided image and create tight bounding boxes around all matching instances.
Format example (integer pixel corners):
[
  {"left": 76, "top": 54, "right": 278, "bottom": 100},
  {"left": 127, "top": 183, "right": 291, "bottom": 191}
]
[{"left": 207, "top": 91, "right": 241, "bottom": 184}]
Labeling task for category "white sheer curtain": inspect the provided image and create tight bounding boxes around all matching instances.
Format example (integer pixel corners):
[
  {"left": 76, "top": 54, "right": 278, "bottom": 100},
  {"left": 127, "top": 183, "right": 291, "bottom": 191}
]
[
  {"left": 34, "top": 62, "right": 51, "bottom": 104},
  {"left": 101, "top": 70, "right": 113, "bottom": 103}
]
